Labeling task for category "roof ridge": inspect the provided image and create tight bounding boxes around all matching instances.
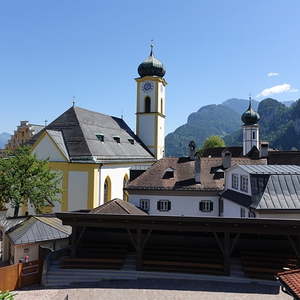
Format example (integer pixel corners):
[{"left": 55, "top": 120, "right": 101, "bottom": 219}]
[
  {"left": 115, "top": 200, "right": 131, "bottom": 214},
  {"left": 34, "top": 216, "right": 70, "bottom": 235}
]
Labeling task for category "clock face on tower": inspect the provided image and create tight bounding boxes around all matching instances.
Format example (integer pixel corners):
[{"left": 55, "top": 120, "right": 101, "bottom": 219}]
[{"left": 142, "top": 81, "right": 153, "bottom": 93}]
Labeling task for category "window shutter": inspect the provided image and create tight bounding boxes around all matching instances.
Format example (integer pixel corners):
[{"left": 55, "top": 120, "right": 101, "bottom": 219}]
[
  {"left": 210, "top": 201, "right": 213, "bottom": 212},
  {"left": 157, "top": 201, "right": 161, "bottom": 211},
  {"left": 199, "top": 201, "right": 203, "bottom": 211},
  {"left": 168, "top": 201, "right": 171, "bottom": 211}
]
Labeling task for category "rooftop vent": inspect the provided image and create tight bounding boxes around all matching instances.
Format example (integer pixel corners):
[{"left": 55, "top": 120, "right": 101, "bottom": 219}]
[
  {"left": 128, "top": 138, "right": 135, "bottom": 145},
  {"left": 113, "top": 136, "right": 121, "bottom": 143},
  {"left": 163, "top": 167, "right": 175, "bottom": 179},
  {"left": 96, "top": 134, "right": 104, "bottom": 142}
]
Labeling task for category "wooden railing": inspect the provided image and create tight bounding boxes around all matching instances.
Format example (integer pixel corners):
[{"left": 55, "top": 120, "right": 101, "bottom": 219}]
[{"left": 0, "top": 260, "right": 42, "bottom": 291}]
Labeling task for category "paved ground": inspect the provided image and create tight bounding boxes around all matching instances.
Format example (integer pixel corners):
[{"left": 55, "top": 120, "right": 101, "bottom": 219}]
[{"left": 15, "top": 279, "right": 290, "bottom": 300}]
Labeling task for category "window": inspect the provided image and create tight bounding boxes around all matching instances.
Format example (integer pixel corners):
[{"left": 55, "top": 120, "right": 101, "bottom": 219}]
[
  {"left": 145, "top": 97, "right": 151, "bottom": 113},
  {"left": 113, "top": 136, "right": 120, "bottom": 143},
  {"left": 199, "top": 200, "right": 214, "bottom": 212},
  {"left": 252, "top": 131, "right": 256, "bottom": 139},
  {"left": 240, "top": 208, "right": 246, "bottom": 218},
  {"left": 123, "top": 175, "right": 129, "bottom": 202},
  {"left": 240, "top": 175, "right": 248, "bottom": 192},
  {"left": 161, "top": 98, "right": 163, "bottom": 114},
  {"left": 219, "top": 199, "right": 224, "bottom": 215},
  {"left": 96, "top": 134, "right": 104, "bottom": 142},
  {"left": 232, "top": 174, "right": 239, "bottom": 189},
  {"left": 140, "top": 199, "right": 150, "bottom": 212},
  {"left": 157, "top": 200, "right": 171, "bottom": 211},
  {"left": 104, "top": 177, "right": 111, "bottom": 203}
]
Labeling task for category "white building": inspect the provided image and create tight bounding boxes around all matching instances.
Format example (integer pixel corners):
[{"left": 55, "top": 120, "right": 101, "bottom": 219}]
[
  {"left": 220, "top": 164, "right": 300, "bottom": 219},
  {"left": 126, "top": 153, "right": 266, "bottom": 217}
]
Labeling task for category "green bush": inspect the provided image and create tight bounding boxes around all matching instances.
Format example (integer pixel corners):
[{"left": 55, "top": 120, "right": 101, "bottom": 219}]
[{"left": 0, "top": 291, "right": 17, "bottom": 300}]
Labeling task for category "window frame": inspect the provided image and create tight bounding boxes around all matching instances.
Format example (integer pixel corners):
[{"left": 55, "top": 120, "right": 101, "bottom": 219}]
[
  {"left": 240, "top": 175, "right": 249, "bottom": 193},
  {"left": 139, "top": 199, "right": 150, "bottom": 212},
  {"left": 199, "top": 200, "right": 214, "bottom": 213},
  {"left": 157, "top": 199, "right": 171, "bottom": 212},
  {"left": 240, "top": 207, "right": 246, "bottom": 218},
  {"left": 232, "top": 173, "right": 239, "bottom": 190}
]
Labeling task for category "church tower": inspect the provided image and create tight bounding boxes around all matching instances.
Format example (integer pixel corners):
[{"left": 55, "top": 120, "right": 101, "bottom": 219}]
[
  {"left": 136, "top": 45, "right": 167, "bottom": 159},
  {"left": 241, "top": 97, "right": 260, "bottom": 155}
]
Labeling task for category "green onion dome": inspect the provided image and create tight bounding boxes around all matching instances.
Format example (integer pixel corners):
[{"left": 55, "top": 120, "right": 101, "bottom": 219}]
[
  {"left": 138, "top": 45, "right": 166, "bottom": 78},
  {"left": 241, "top": 99, "right": 260, "bottom": 125}
]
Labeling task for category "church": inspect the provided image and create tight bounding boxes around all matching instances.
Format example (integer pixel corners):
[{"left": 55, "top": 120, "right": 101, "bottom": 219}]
[{"left": 9, "top": 46, "right": 167, "bottom": 215}]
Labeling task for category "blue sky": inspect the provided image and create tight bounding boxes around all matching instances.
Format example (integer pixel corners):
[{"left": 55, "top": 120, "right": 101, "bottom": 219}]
[{"left": 1, "top": 0, "right": 300, "bottom": 135}]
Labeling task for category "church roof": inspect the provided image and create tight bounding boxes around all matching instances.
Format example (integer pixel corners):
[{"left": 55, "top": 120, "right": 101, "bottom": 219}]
[{"left": 31, "top": 106, "right": 155, "bottom": 163}]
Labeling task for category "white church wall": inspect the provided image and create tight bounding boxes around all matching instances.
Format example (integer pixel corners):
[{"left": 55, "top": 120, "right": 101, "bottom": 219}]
[
  {"left": 129, "top": 194, "right": 219, "bottom": 217},
  {"left": 256, "top": 212, "right": 300, "bottom": 220},
  {"left": 32, "top": 134, "right": 66, "bottom": 162},
  {"left": 68, "top": 171, "right": 88, "bottom": 211},
  {"left": 99, "top": 165, "right": 130, "bottom": 205}
]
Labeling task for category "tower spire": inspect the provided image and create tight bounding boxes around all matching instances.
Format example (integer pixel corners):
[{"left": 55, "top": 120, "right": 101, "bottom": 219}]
[{"left": 248, "top": 93, "right": 252, "bottom": 109}]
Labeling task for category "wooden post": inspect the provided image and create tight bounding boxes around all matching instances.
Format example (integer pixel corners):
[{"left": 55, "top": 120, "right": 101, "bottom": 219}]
[
  {"left": 224, "top": 232, "right": 231, "bottom": 275},
  {"left": 71, "top": 226, "right": 77, "bottom": 258},
  {"left": 136, "top": 228, "right": 142, "bottom": 271}
]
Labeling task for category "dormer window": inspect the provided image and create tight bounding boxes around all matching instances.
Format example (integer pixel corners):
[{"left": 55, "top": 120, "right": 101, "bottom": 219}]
[
  {"left": 113, "top": 136, "right": 120, "bottom": 143},
  {"left": 128, "top": 138, "right": 134, "bottom": 145},
  {"left": 96, "top": 134, "right": 104, "bottom": 142},
  {"left": 162, "top": 168, "right": 175, "bottom": 179}
]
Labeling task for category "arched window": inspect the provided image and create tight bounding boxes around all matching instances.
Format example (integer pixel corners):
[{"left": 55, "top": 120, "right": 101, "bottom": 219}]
[
  {"left": 145, "top": 97, "right": 151, "bottom": 113},
  {"left": 161, "top": 98, "right": 163, "bottom": 114},
  {"left": 104, "top": 176, "right": 112, "bottom": 203},
  {"left": 123, "top": 174, "right": 129, "bottom": 202}
]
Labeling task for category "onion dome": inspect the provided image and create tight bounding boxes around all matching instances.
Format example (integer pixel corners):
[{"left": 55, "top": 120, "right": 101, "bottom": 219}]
[
  {"left": 138, "top": 44, "right": 166, "bottom": 78},
  {"left": 241, "top": 97, "right": 260, "bottom": 125}
]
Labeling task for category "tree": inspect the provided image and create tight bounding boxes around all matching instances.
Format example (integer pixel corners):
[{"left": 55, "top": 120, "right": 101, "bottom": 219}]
[
  {"left": 197, "top": 135, "right": 225, "bottom": 156},
  {"left": 0, "top": 146, "right": 62, "bottom": 217}
]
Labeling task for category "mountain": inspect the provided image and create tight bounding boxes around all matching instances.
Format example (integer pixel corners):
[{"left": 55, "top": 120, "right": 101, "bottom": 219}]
[
  {"left": 165, "top": 97, "right": 300, "bottom": 157},
  {"left": 165, "top": 104, "right": 241, "bottom": 156},
  {"left": 222, "top": 98, "right": 259, "bottom": 115},
  {"left": 0, "top": 132, "right": 10, "bottom": 148}
]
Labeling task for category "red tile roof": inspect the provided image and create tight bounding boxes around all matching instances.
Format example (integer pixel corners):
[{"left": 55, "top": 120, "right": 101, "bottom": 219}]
[
  {"left": 127, "top": 157, "right": 267, "bottom": 192},
  {"left": 278, "top": 269, "right": 300, "bottom": 299}
]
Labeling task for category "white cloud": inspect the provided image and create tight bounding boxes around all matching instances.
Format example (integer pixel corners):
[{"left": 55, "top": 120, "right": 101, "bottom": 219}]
[
  {"left": 257, "top": 83, "right": 299, "bottom": 98},
  {"left": 267, "top": 72, "right": 279, "bottom": 77}
]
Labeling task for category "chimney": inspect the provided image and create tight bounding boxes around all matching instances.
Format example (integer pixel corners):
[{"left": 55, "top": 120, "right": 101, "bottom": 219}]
[
  {"left": 222, "top": 150, "right": 232, "bottom": 169},
  {"left": 195, "top": 155, "right": 201, "bottom": 183},
  {"left": 260, "top": 142, "right": 269, "bottom": 158},
  {"left": 188, "top": 140, "right": 196, "bottom": 160}
]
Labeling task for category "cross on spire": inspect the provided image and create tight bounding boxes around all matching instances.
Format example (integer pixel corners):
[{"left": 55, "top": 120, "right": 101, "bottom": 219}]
[
  {"left": 150, "top": 39, "right": 154, "bottom": 56},
  {"left": 72, "top": 96, "right": 76, "bottom": 107}
]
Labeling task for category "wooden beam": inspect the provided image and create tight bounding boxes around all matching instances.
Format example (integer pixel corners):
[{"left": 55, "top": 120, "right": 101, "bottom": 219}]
[
  {"left": 71, "top": 226, "right": 77, "bottom": 258},
  {"left": 230, "top": 233, "right": 240, "bottom": 255},
  {"left": 288, "top": 235, "right": 300, "bottom": 258}
]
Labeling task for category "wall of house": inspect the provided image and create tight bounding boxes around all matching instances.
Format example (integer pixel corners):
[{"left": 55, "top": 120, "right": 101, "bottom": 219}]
[
  {"left": 225, "top": 167, "right": 251, "bottom": 196},
  {"left": 222, "top": 199, "right": 249, "bottom": 218},
  {"left": 129, "top": 194, "right": 219, "bottom": 217},
  {"left": 32, "top": 134, "right": 66, "bottom": 162},
  {"left": 12, "top": 238, "right": 69, "bottom": 264}
]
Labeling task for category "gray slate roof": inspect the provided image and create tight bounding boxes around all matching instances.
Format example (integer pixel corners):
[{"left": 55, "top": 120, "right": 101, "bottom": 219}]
[
  {"left": 31, "top": 106, "right": 155, "bottom": 163},
  {"left": 238, "top": 164, "right": 300, "bottom": 174},
  {"left": 47, "top": 130, "right": 70, "bottom": 160},
  {"left": 258, "top": 174, "right": 300, "bottom": 209},
  {"left": 222, "top": 166, "right": 300, "bottom": 210},
  {"left": 7, "top": 216, "right": 72, "bottom": 245},
  {"left": 0, "top": 213, "right": 26, "bottom": 232}
]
